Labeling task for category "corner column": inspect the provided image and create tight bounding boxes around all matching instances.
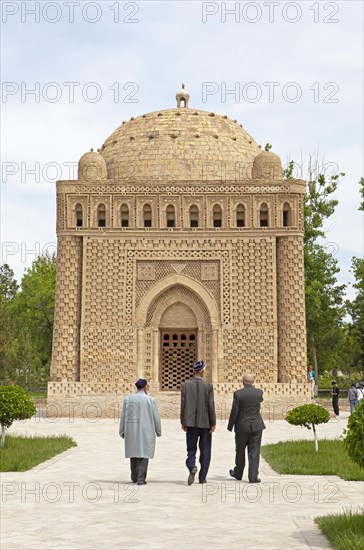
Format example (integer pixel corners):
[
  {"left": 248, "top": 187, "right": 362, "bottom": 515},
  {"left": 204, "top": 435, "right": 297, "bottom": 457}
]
[
  {"left": 276, "top": 236, "right": 307, "bottom": 383},
  {"left": 50, "top": 236, "right": 83, "bottom": 382}
]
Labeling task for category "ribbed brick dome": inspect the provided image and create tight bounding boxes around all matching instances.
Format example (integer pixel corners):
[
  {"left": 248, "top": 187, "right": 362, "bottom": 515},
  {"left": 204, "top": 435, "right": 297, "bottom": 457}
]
[{"left": 100, "top": 108, "right": 260, "bottom": 181}]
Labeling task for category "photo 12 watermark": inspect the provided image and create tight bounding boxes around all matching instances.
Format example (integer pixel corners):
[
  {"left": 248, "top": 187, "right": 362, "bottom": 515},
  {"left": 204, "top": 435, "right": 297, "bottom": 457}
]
[
  {"left": 1, "top": 1, "right": 140, "bottom": 24},
  {"left": 2, "top": 161, "right": 78, "bottom": 183},
  {"left": 201, "top": 81, "right": 340, "bottom": 104},
  {"left": 1, "top": 242, "right": 57, "bottom": 266},
  {"left": 1, "top": 159, "right": 344, "bottom": 186},
  {"left": 201, "top": 480, "right": 340, "bottom": 504},
  {"left": 1, "top": 81, "right": 140, "bottom": 103},
  {"left": 201, "top": 2, "right": 340, "bottom": 24},
  {"left": 1, "top": 481, "right": 139, "bottom": 504}
]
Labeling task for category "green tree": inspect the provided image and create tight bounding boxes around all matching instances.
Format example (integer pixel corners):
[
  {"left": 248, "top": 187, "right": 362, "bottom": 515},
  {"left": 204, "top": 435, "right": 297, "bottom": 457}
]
[
  {"left": 284, "top": 160, "right": 346, "bottom": 376},
  {"left": 304, "top": 170, "right": 343, "bottom": 243},
  {"left": 0, "top": 385, "right": 36, "bottom": 447},
  {"left": 359, "top": 176, "right": 364, "bottom": 211},
  {"left": 335, "top": 323, "right": 362, "bottom": 378},
  {"left": 0, "top": 263, "right": 18, "bottom": 299},
  {"left": 347, "top": 257, "right": 364, "bottom": 375},
  {"left": 12, "top": 254, "right": 56, "bottom": 387},
  {"left": 286, "top": 403, "right": 330, "bottom": 452},
  {"left": 302, "top": 164, "right": 346, "bottom": 375},
  {"left": 305, "top": 242, "right": 346, "bottom": 373},
  {"left": 343, "top": 399, "right": 364, "bottom": 469},
  {"left": 0, "top": 265, "right": 18, "bottom": 384},
  {"left": 344, "top": 178, "right": 364, "bottom": 377}
]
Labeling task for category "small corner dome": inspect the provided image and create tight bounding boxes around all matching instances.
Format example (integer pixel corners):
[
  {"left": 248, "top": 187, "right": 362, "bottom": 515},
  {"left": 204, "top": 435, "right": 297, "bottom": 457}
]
[
  {"left": 78, "top": 149, "right": 107, "bottom": 181},
  {"left": 252, "top": 150, "right": 282, "bottom": 181}
]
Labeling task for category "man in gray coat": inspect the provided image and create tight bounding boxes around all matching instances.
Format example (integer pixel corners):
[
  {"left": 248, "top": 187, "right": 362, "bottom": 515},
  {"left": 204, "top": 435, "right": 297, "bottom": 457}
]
[
  {"left": 227, "top": 373, "right": 266, "bottom": 483},
  {"left": 119, "top": 379, "right": 161, "bottom": 485},
  {"left": 180, "top": 361, "right": 216, "bottom": 485}
]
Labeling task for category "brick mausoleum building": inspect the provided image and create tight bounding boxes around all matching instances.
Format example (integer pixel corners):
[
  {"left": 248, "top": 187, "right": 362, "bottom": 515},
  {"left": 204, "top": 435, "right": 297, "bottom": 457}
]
[{"left": 48, "top": 86, "right": 310, "bottom": 418}]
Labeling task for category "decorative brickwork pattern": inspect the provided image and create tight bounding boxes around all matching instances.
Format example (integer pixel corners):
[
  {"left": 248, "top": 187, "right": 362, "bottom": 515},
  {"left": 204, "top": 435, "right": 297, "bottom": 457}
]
[
  {"left": 50, "top": 236, "right": 82, "bottom": 381},
  {"left": 77, "top": 183, "right": 296, "bottom": 195},
  {"left": 144, "top": 329, "right": 153, "bottom": 380},
  {"left": 50, "top": 101, "right": 308, "bottom": 418},
  {"left": 56, "top": 193, "right": 66, "bottom": 231},
  {"left": 221, "top": 328, "right": 276, "bottom": 384},
  {"left": 82, "top": 238, "right": 128, "bottom": 325},
  {"left": 230, "top": 238, "right": 275, "bottom": 326},
  {"left": 59, "top": 185, "right": 303, "bottom": 232},
  {"left": 136, "top": 259, "right": 220, "bottom": 308},
  {"left": 77, "top": 184, "right": 295, "bottom": 194},
  {"left": 277, "top": 236, "right": 307, "bottom": 382},
  {"left": 81, "top": 326, "right": 136, "bottom": 384},
  {"left": 145, "top": 284, "right": 211, "bottom": 327}
]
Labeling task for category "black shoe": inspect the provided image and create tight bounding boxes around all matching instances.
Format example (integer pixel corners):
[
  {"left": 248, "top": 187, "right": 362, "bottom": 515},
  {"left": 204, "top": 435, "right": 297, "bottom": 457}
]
[
  {"left": 137, "top": 481, "right": 147, "bottom": 485},
  {"left": 249, "top": 478, "right": 261, "bottom": 483},
  {"left": 188, "top": 466, "right": 197, "bottom": 485},
  {"left": 229, "top": 469, "right": 242, "bottom": 481},
  {"left": 199, "top": 480, "right": 206, "bottom": 484}
]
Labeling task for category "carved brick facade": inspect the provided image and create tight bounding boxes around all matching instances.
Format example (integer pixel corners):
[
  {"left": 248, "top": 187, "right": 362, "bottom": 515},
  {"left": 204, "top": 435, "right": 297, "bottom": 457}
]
[{"left": 49, "top": 92, "right": 310, "bottom": 417}]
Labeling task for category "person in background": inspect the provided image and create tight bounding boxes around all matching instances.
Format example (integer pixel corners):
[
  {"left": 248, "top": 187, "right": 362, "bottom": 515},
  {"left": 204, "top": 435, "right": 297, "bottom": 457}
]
[
  {"left": 356, "top": 382, "right": 364, "bottom": 401},
  {"left": 307, "top": 366, "right": 316, "bottom": 399},
  {"left": 227, "top": 373, "right": 266, "bottom": 484},
  {"left": 180, "top": 360, "right": 216, "bottom": 485},
  {"left": 348, "top": 383, "right": 359, "bottom": 414},
  {"left": 331, "top": 381, "right": 340, "bottom": 416},
  {"left": 119, "top": 379, "right": 161, "bottom": 485}
]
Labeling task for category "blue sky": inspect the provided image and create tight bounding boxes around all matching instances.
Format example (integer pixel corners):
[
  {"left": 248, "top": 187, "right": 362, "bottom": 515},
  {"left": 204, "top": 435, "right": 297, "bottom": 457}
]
[{"left": 1, "top": 0, "right": 363, "bottom": 298}]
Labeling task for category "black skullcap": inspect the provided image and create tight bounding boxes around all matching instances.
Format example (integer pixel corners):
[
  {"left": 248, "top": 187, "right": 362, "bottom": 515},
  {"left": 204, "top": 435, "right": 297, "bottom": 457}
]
[
  {"left": 135, "top": 378, "right": 148, "bottom": 389},
  {"left": 193, "top": 361, "right": 205, "bottom": 372}
]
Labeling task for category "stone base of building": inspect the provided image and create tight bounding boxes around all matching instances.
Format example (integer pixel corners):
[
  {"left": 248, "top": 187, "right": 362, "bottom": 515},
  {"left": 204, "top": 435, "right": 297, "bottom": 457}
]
[{"left": 47, "top": 381, "right": 311, "bottom": 421}]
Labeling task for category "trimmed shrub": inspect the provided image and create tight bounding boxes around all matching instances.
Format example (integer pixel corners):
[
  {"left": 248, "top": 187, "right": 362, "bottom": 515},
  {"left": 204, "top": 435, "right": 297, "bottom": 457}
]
[
  {"left": 0, "top": 385, "right": 36, "bottom": 447},
  {"left": 286, "top": 403, "right": 330, "bottom": 452}
]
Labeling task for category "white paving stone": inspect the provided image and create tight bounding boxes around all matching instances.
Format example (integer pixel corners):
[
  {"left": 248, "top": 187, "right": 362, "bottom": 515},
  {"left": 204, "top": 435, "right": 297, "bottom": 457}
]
[{"left": 1, "top": 412, "right": 363, "bottom": 549}]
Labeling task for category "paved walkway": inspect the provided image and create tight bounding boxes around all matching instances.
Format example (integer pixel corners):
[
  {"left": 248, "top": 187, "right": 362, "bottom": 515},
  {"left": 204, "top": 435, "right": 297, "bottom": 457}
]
[{"left": 1, "top": 412, "right": 363, "bottom": 549}]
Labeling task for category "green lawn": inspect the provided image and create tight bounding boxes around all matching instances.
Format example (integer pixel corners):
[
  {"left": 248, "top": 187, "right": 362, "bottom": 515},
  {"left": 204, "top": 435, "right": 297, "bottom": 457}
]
[
  {"left": 316, "top": 511, "right": 364, "bottom": 550},
  {"left": 0, "top": 435, "right": 77, "bottom": 471},
  {"left": 261, "top": 440, "right": 364, "bottom": 480},
  {"left": 315, "top": 393, "right": 347, "bottom": 400}
]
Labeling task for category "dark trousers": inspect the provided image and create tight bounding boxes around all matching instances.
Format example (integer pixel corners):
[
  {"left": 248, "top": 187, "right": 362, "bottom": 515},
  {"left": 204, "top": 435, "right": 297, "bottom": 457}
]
[
  {"left": 233, "top": 430, "right": 262, "bottom": 482},
  {"left": 130, "top": 458, "right": 149, "bottom": 483},
  {"left": 332, "top": 396, "right": 339, "bottom": 416},
  {"left": 185, "top": 427, "right": 212, "bottom": 483}
]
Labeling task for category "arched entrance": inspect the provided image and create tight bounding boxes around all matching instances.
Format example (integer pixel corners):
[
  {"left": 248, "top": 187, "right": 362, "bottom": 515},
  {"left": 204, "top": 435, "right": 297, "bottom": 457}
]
[
  {"left": 159, "top": 302, "right": 197, "bottom": 390},
  {"left": 136, "top": 277, "right": 221, "bottom": 386}
]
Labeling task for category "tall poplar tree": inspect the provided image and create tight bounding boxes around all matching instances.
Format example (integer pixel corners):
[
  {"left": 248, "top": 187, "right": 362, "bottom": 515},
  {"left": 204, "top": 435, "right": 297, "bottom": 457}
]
[
  {"left": 284, "top": 160, "right": 346, "bottom": 375},
  {"left": 346, "top": 178, "right": 364, "bottom": 376}
]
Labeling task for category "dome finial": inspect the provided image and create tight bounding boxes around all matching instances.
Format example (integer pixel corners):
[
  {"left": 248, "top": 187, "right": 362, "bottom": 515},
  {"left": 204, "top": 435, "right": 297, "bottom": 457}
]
[{"left": 176, "top": 83, "right": 190, "bottom": 108}]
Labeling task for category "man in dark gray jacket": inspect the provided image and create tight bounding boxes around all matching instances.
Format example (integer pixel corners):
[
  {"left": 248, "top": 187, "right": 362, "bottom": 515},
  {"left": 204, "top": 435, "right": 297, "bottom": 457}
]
[
  {"left": 227, "top": 373, "right": 266, "bottom": 483},
  {"left": 180, "top": 361, "right": 216, "bottom": 485}
]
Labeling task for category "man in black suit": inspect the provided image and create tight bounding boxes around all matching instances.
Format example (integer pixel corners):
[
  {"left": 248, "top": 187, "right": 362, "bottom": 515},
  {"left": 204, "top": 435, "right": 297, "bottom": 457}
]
[
  {"left": 227, "top": 373, "right": 266, "bottom": 483},
  {"left": 180, "top": 361, "right": 216, "bottom": 485}
]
